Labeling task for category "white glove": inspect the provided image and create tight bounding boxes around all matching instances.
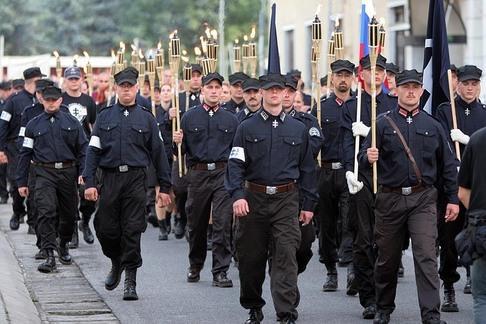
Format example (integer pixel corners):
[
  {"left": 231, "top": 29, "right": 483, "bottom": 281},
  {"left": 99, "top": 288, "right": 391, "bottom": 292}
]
[
  {"left": 352, "top": 121, "right": 370, "bottom": 138},
  {"left": 450, "top": 129, "right": 470, "bottom": 145},
  {"left": 346, "top": 171, "right": 364, "bottom": 195}
]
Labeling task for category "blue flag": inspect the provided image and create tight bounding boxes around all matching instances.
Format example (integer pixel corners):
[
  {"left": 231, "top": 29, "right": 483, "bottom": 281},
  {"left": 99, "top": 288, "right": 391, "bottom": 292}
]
[
  {"left": 267, "top": 3, "right": 281, "bottom": 74},
  {"left": 421, "top": 0, "right": 451, "bottom": 116}
]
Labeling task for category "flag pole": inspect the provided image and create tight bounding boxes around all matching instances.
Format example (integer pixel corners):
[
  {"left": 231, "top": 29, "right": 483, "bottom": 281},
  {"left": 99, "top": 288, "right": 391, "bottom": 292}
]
[
  {"left": 368, "top": 17, "right": 379, "bottom": 194},
  {"left": 447, "top": 69, "right": 461, "bottom": 161}
]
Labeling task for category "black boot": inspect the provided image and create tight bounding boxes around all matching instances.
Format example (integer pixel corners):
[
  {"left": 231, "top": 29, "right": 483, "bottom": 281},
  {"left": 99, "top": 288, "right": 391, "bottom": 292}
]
[
  {"left": 174, "top": 214, "right": 185, "bottom": 239},
  {"left": 158, "top": 219, "right": 168, "bottom": 241},
  {"left": 346, "top": 264, "right": 358, "bottom": 296},
  {"left": 35, "top": 249, "right": 47, "bottom": 260},
  {"left": 244, "top": 308, "right": 264, "bottom": 324},
  {"left": 147, "top": 204, "right": 158, "bottom": 228},
  {"left": 79, "top": 221, "right": 94, "bottom": 244},
  {"left": 9, "top": 214, "right": 20, "bottom": 230},
  {"left": 105, "top": 258, "right": 123, "bottom": 291},
  {"left": 58, "top": 240, "right": 72, "bottom": 265},
  {"left": 123, "top": 269, "right": 138, "bottom": 301},
  {"left": 68, "top": 222, "right": 79, "bottom": 249},
  {"left": 207, "top": 224, "right": 213, "bottom": 251},
  {"left": 322, "top": 264, "right": 338, "bottom": 292},
  {"left": 373, "top": 312, "right": 390, "bottom": 324},
  {"left": 166, "top": 213, "right": 172, "bottom": 233},
  {"left": 464, "top": 275, "right": 472, "bottom": 294},
  {"left": 38, "top": 249, "right": 56, "bottom": 273},
  {"left": 441, "top": 283, "right": 458, "bottom": 312}
]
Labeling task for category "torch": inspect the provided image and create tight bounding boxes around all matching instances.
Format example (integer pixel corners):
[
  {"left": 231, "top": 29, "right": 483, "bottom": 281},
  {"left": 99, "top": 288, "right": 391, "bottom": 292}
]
[
  {"left": 53, "top": 51, "right": 63, "bottom": 88},
  {"left": 170, "top": 31, "right": 183, "bottom": 177},
  {"left": 147, "top": 53, "right": 156, "bottom": 116},
  {"left": 242, "top": 35, "right": 249, "bottom": 75},
  {"left": 311, "top": 9, "right": 322, "bottom": 166},
  {"left": 130, "top": 44, "right": 139, "bottom": 69},
  {"left": 369, "top": 16, "right": 379, "bottom": 194},
  {"left": 194, "top": 47, "right": 202, "bottom": 66},
  {"left": 379, "top": 19, "right": 386, "bottom": 55},
  {"left": 107, "top": 49, "right": 116, "bottom": 105},
  {"left": 156, "top": 42, "right": 165, "bottom": 86},
  {"left": 248, "top": 26, "right": 257, "bottom": 78},
  {"left": 210, "top": 29, "right": 219, "bottom": 73},
  {"left": 83, "top": 51, "right": 93, "bottom": 96},
  {"left": 183, "top": 59, "right": 192, "bottom": 113},
  {"left": 334, "top": 21, "right": 344, "bottom": 60},
  {"left": 233, "top": 39, "right": 241, "bottom": 73},
  {"left": 116, "top": 42, "right": 125, "bottom": 74},
  {"left": 137, "top": 49, "right": 146, "bottom": 89},
  {"left": 326, "top": 34, "right": 335, "bottom": 98}
]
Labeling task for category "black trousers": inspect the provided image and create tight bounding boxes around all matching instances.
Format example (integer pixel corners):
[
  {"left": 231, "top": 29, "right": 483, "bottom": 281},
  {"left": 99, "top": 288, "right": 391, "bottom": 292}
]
[
  {"left": 186, "top": 168, "right": 232, "bottom": 274},
  {"left": 437, "top": 193, "right": 466, "bottom": 284},
  {"left": 35, "top": 166, "right": 78, "bottom": 250},
  {"left": 349, "top": 184, "right": 377, "bottom": 308},
  {"left": 6, "top": 141, "right": 25, "bottom": 217},
  {"left": 317, "top": 167, "right": 352, "bottom": 266},
  {"left": 374, "top": 187, "right": 441, "bottom": 321},
  {"left": 237, "top": 189, "right": 301, "bottom": 320},
  {"left": 0, "top": 163, "right": 8, "bottom": 199},
  {"left": 172, "top": 161, "right": 187, "bottom": 229},
  {"left": 94, "top": 168, "right": 147, "bottom": 270},
  {"left": 297, "top": 221, "right": 315, "bottom": 274}
]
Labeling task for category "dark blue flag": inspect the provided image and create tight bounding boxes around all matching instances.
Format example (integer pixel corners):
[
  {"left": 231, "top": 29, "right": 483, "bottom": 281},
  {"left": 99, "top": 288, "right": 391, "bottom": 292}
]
[
  {"left": 421, "top": 0, "right": 451, "bottom": 116},
  {"left": 267, "top": 3, "right": 281, "bottom": 74}
]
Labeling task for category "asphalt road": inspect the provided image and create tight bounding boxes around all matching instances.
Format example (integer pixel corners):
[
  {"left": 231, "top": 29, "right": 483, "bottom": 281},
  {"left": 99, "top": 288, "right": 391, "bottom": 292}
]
[{"left": 71, "top": 221, "right": 474, "bottom": 324}]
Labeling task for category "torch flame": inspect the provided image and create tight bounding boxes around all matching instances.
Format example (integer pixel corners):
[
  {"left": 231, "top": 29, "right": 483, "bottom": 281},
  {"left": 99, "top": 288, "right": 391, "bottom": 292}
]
[
  {"left": 83, "top": 51, "right": 89, "bottom": 59},
  {"left": 119, "top": 42, "right": 125, "bottom": 51},
  {"left": 235, "top": 39, "right": 239, "bottom": 44},
  {"left": 379, "top": 17, "right": 386, "bottom": 27},
  {"left": 111, "top": 49, "right": 115, "bottom": 59},
  {"left": 194, "top": 47, "right": 201, "bottom": 56},
  {"left": 182, "top": 56, "right": 189, "bottom": 63},
  {"left": 131, "top": 44, "right": 137, "bottom": 52},
  {"left": 250, "top": 26, "right": 256, "bottom": 39},
  {"left": 182, "top": 49, "right": 188, "bottom": 56},
  {"left": 315, "top": 4, "right": 321, "bottom": 16},
  {"left": 211, "top": 29, "right": 218, "bottom": 41},
  {"left": 53, "top": 50, "right": 59, "bottom": 57},
  {"left": 243, "top": 35, "right": 248, "bottom": 42},
  {"left": 205, "top": 28, "right": 211, "bottom": 39},
  {"left": 157, "top": 42, "right": 162, "bottom": 50},
  {"left": 138, "top": 49, "right": 144, "bottom": 59},
  {"left": 335, "top": 19, "right": 340, "bottom": 28}
]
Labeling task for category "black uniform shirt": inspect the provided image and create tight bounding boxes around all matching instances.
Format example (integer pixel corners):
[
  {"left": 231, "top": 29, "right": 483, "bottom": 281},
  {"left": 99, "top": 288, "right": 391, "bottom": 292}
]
[
  {"left": 62, "top": 92, "right": 97, "bottom": 136},
  {"left": 236, "top": 106, "right": 259, "bottom": 124},
  {"left": 358, "top": 107, "right": 459, "bottom": 204},
  {"left": 180, "top": 104, "right": 238, "bottom": 167},
  {"left": 222, "top": 98, "right": 245, "bottom": 114},
  {"left": 83, "top": 103, "right": 171, "bottom": 192},
  {"left": 225, "top": 109, "right": 318, "bottom": 211},
  {"left": 16, "top": 110, "right": 88, "bottom": 187},
  {"left": 179, "top": 90, "right": 201, "bottom": 113},
  {"left": 155, "top": 104, "right": 173, "bottom": 160},
  {"left": 0, "top": 89, "right": 36, "bottom": 149},
  {"left": 342, "top": 91, "right": 397, "bottom": 180},
  {"left": 288, "top": 108, "right": 323, "bottom": 159}
]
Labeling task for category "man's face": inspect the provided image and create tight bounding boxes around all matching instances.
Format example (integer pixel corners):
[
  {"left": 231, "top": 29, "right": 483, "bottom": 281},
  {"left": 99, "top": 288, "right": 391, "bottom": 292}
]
[
  {"left": 142, "top": 81, "right": 151, "bottom": 97},
  {"left": 163, "top": 69, "right": 173, "bottom": 85},
  {"left": 230, "top": 82, "right": 244, "bottom": 101},
  {"left": 220, "top": 84, "right": 231, "bottom": 103},
  {"left": 35, "top": 91, "right": 44, "bottom": 103},
  {"left": 202, "top": 81, "right": 223, "bottom": 106},
  {"left": 451, "top": 73, "right": 458, "bottom": 93},
  {"left": 116, "top": 82, "right": 138, "bottom": 105},
  {"left": 397, "top": 82, "right": 423, "bottom": 109},
  {"left": 242, "top": 89, "right": 262, "bottom": 110},
  {"left": 262, "top": 86, "right": 285, "bottom": 107},
  {"left": 332, "top": 71, "right": 353, "bottom": 93},
  {"left": 386, "top": 72, "right": 397, "bottom": 90},
  {"left": 0, "top": 89, "right": 9, "bottom": 100},
  {"left": 361, "top": 66, "right": 385, "bottom": 88},
  {"left": 66, "top": 77, "right": 81, "bottom": 92},
  {"left": 190, "top": 71, "right": 202, "bottom": 91},
  {"left": 160, "top": 85, "right": 172, "bottom": 103},
  {"left": 282, "top": 87, "right": 297, "bottom": 109},
  {"left": 294, "top": 91, "right": 306, "bottom": 112},
  {"left": 458, "top": 80, "right": 480, "bottom": 103},
  {"left": 97, "top": 73, "right": 110, "bottom": 91},
  {"left": 43, "top": 97, "right": 62, "bottom": 114}
]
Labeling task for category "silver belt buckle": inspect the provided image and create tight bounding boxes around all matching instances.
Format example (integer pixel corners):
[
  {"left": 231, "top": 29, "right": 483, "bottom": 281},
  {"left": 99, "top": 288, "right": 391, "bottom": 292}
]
[
  {"left": 119, "top": 165, "right": 129, "bottom": 172},
  {"left": 331, "top": 162, "right": 342, "bottom": 170},
  {"left": 266, "top": 186, "right": 277, "bottom": 195},
  {"left": 54, "top": 162, "right": 63, "bottom": 169},
  {"left": 207, "top": 163, "right": 216, "bottom": 171},
  {"left": 401, "top": 187, "right": 412, "bottom": 196}
]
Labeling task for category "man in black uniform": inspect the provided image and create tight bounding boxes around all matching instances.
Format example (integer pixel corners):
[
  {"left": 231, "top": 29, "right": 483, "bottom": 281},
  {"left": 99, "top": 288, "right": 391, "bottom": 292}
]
[
  {"left": 179, "top": 64, "right": 203, "bottom": 112},
  {"left": 16, "top": 85, "right": 87, "bottom": 273},
  {"left": 83, "top": 67, "right": 172, "bottom": 301},
  {"left": 0, "top": 67, "right": 44, "bottom": 230},
  {"left": 223, "top": 72, "right": 249, "bottom": 114},
  {"left": 360, "top": 70, "right": 459, "bottom": 324},
  {"left": 385, "top": 62, "right": 399, "bottom": 96},
  {"left": 173, "top": 72, "right": 237, "bottom": 287},
  {"left": 341, "top": 54, "right": 397, "bottom": 319},
  {"left": 225, "top": 73, "right": 318, "bottom": 324},
  {"left": 315, "top": 59, "right": 356, "bottom": 293},
  {"left": 0, "top": 81, "right": 12, "bottom": 204},
  {"left": 236, "top": 78, "right": 262, "bottom": 123},
  {"left": 436, "top": 65, "right": 486, "bottom": 310},
  {"left": 11, "top": 79, "right": 25, "bottom": 92},
  {"left": 62, "top": 66, "right": 98, "bottom": 247}
]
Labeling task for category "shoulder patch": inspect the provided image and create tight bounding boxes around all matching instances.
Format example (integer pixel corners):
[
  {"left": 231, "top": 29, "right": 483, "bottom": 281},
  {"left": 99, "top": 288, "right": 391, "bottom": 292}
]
[{"left": 309, "top": 127, "right": 321, "bottom": 137}]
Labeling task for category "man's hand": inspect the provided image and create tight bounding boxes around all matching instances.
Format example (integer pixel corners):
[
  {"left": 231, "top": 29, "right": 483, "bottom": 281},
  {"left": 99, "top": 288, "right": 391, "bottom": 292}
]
[
  {"left": 345, "top": 171, "right": 364, "bottom": 195},
  {"left": 233, "top": 199, "right": 249, "bottom": 217},
  {"left": 299, "top": 211, "right": 314, "bottom": 225},
  {"left": 157, "top": 192, "right": 172, "bottom": 207},
  {"left": 84, "top": 187, "right": 99, "bottom": 201},
  {"left": 450, "top": 129, "right": 470, "bottom": 145},
  {"left": 168, "top": 107, "right": 177, "bottom": 120},
  {"left": 445, "top": 203, "right": 460, "bottom": 222},
  {"left": 0, "top": 151, "right": 8, "bottom": 164},
  {"left": 173, "top": 130, "right": 183, "bottom": 145},
  {"left": 18, "top": 187, "right": 29, "bottom": 197},
  {"left": 78, "top": 176, "right": 84, "bottom": 185},
  {"left": 352, "top": 121, "right": 371, "bottom": 138},
  {"left": 367, "top": 147, "right": 379, "bottom": 164}
]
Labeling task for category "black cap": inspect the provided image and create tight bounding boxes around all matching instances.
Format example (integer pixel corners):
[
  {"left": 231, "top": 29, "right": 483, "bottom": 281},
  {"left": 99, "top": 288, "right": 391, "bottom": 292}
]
[
  {"left": 320, "top": 75, "right": 328, "bottom": 87},
  {"left": 259, "top": 73, "right": 286, "bottom": 90},
  {"left": 114, "top": 67, "right": 139, "bottom": 85},
  {"left": 41, "top": 86, "right": 62, "bottom": 100},
  {"left": 12, "top": 79, "right": 25, "bottom": 89},
  {"left": 64, "top": 66, "right": 81, "bottom": 79},
  {"left": 242, "top": 78, "right": 260, "bottom": 92},
  {"left": 0, "top": 81, "right": 11, "bottom": 90},
  {"left": 331, "top": 60, "right": 355, "bottom": 74},
  {"left": 360, "top": 54, "right": 387, "bottom": 69},
  {"left": 191, "top": 64, "right": 203, "bottom": 74},
  {"left": 458, "top": 65, "right": 482, "bottom": 82},
  {"left": 385, "top": 62, "right": 400, "bottom": 75},
  {"left": 284, "top": 74, "right": 298, "bottom": 90},
  {"left": 396, "top": 69, "right": 423, "bottom": 86},
  {"left": 35, "top": 79, "right": 54, "bottom": 92},
  {"left": 288, "top": 69, "right": 302, "bottom": 79},
  {"left": 23, "top": 67, "right": 46, "bottom": 80},
  {"left": 202, "top": 72, "right": 224, "bottom": 86},
  {"left": 229, "top": 72, "right": 249, "bottom": 85}
]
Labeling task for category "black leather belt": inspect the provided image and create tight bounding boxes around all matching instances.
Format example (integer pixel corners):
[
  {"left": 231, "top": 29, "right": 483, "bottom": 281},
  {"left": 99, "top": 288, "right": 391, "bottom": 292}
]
[
  {"left": 246, "top": 181, "right": 296, "bottom": 195},
  {"left": 33, "top": 161, "right": 77, "bottom": 169},
  {"left": 380, "top": 184, "right": 428, "bottom": 196},
  {"left": 320, "top": 161, "right": 343, "bottom": 170},
  {"left": 101, "top": 165, "right": 144, "bottom": 173},
  {"left": 191, "top": 162, "right": 226, "bottom": 171}
]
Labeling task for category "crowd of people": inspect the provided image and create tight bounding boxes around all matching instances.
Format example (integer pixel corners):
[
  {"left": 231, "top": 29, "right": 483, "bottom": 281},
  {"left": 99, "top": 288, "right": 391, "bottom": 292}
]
[{"left": 0, "top": 54, "right": 485, "bottom": 324}]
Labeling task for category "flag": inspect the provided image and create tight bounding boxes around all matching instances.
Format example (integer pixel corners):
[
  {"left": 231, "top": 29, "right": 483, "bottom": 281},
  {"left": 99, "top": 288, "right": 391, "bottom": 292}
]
[
  {"left": 267, "top": 3, "right": 281, "bottom": 74},
  {"left": 359, "top": 0, "right": 375, "bottom": 59},
  {"left": 421, "top": 0, "right": 451, "bottom": 115}
]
